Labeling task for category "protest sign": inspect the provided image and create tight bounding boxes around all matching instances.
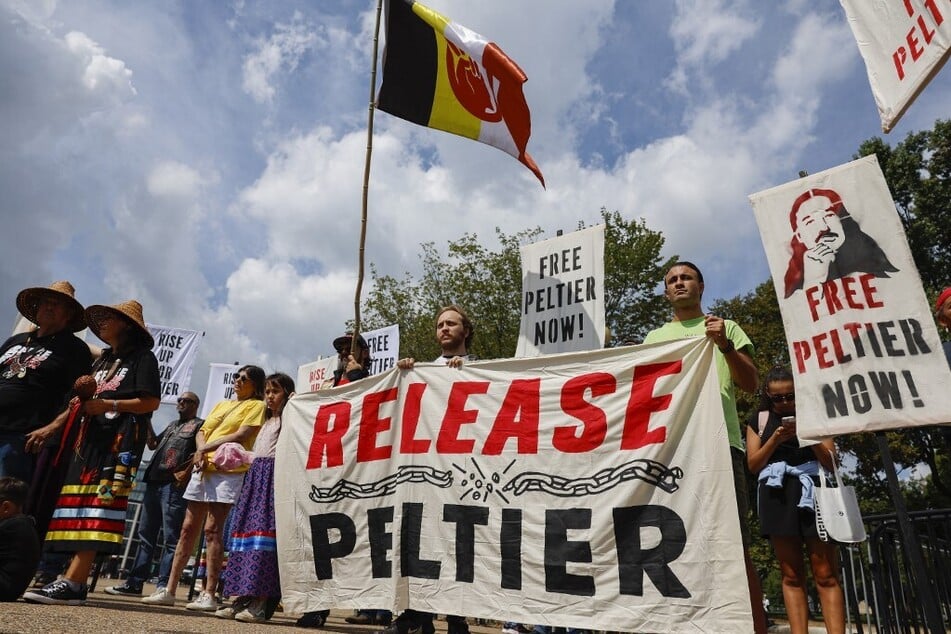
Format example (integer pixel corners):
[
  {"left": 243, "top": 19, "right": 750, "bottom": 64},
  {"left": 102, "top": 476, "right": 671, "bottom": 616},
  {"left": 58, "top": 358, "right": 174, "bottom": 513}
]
[
  {"left": 200, "top": 362, "right": 240, "bottom": 418},
  {"left": 297, "top": 324, "right": 401, "bottom": 393},
  {"left": 516, "top": 225, "right": 605, "bottom": 357},
  {"left": 364, "top": 324, "right": 399, "bottom": 376},
  {"left": 297, "top": 357, "right": 339, "bottom": 393},
  {"left": 749, "top": 155, "right": 951, "bottom": 439},
  {"left": 275, "top": 338, "right": 752, "bottom": 632},
  {"left": 147, "top": 324, "right": 202, "bottom": 403},
  {"left": 840, "top": 0, "right": 951, "bottom": 132}
]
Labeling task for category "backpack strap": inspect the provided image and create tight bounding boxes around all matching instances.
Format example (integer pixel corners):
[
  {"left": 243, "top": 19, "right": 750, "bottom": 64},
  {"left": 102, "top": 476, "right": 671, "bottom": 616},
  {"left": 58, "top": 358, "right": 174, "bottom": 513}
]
[{"left": 754, "top": 410, "right": 769, "bottom": 439}]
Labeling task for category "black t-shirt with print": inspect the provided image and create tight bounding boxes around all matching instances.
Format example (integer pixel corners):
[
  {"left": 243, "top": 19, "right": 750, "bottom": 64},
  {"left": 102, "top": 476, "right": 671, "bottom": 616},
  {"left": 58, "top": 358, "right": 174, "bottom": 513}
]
[
  {"left": 0, "top": 331, "right": 92, "bottom": 433},
  {"left": 87, "top": 346, "right": 161, "bottom": 432}
]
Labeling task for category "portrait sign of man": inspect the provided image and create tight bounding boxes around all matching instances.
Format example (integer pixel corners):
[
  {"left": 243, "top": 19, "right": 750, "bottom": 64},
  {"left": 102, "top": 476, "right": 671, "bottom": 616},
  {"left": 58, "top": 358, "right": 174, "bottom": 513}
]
[{"left": 783, "top": 188, "right": 898, "bottom": 297}]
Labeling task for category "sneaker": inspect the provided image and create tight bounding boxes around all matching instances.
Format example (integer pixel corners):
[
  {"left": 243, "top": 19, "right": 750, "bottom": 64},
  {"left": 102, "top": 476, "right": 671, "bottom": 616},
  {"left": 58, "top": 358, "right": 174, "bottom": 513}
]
[
  {"left": 235, "top": 599, "right": 266, "bottom": 623},
  {"left": 347, "top": 614, "right": 373, "bottom": 625},
  {"left": 22, "top": 579, "right": 88, "bottom": 606},
  {"left": 185, "top": 591, "right": 218, "bottom": 612},
  {"left": 141, "top": 587, "right": 176, "bottom": 606},
  {"left": 296, "top": 610, "right": 329, "bottom": 628},
  {"left": 380, "top": 624, "right": 423, "bottom": 634},
  {"left": 216, "top": 596, "right": 252, "bottom": 619},
  {"left": 104, "top": 582, "right": 142, "bottom": 596}
]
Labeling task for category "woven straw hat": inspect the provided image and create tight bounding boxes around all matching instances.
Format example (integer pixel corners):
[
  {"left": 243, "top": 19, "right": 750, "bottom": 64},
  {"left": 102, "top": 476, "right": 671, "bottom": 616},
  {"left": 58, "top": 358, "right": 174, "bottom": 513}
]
[
  {"left": 16, "top": 281, "right": 86, "bottom": 333},
  {"left": 85, "top": 300, "right": 154, "bottom": 348}
]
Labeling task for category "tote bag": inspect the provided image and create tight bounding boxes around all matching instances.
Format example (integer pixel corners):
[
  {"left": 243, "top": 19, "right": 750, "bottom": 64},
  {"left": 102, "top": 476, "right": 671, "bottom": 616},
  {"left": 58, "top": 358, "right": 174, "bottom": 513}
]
[{"left": 815, "top": 454, "right": 867, "bottom": 543}]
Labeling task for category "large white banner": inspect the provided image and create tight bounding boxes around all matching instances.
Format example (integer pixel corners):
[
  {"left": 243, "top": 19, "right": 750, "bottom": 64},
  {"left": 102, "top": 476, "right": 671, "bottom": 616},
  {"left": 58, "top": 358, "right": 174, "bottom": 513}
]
[
  {"left": 147, "top": 324, "right": 202, "bottom": 403},
  {"left": 840, "top": 0, "right": 951, "bottom": 132},
  {"left": 275, "top": 339, "right": 752, "bottom": 632},
  {"left": 200, "top": 362, "right": 240, "bottom": 418},
  {"left": 750, "top": 155, "right": 951, "bottom": 439},
  {"left": 516, "top": 225, "right": 605, "bottom": 357}
]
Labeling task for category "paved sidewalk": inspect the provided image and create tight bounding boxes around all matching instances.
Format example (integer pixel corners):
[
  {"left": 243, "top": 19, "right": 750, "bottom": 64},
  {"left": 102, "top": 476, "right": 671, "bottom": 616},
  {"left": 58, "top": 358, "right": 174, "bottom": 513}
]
[{"left": 1, "top": 584, "right": 847, "bottom": 634}]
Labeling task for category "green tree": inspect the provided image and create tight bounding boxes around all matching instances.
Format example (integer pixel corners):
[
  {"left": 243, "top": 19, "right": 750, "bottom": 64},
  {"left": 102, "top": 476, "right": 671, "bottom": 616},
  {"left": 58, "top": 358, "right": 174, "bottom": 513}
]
[
  {"left": 361, "top": 209, "right": 674, "bottom": 360},
  {"left": 855, "top": 118, "right": 951, "bottom": 299}
]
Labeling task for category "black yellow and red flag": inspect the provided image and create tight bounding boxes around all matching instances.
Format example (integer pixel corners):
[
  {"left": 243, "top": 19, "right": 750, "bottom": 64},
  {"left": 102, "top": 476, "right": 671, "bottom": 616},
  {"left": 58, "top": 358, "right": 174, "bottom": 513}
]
[{"left": 377, "top": 0, "right": 545, "bottom": 187}]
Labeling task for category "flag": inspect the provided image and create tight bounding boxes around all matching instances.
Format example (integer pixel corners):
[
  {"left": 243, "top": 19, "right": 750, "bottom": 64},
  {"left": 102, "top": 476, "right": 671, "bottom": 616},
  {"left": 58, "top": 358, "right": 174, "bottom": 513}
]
[
  {"left": 839, "top": 0, "right": 951, "bottom": 132},
  {"left": 377, "top": 0, "right": 545, "bottom": 186}
]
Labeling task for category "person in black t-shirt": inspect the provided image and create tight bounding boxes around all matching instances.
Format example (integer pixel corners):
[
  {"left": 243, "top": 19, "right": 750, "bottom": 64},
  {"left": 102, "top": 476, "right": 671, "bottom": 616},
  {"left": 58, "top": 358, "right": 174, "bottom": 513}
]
[
  {"left": 746, "top": 366, "right": 843, "bottom": 634},
  {"left": 0, "top": 281, "right": 91, "bottom": 484},
  {"left": 0, "top": 476, "right": 41, "bottom": 601}
]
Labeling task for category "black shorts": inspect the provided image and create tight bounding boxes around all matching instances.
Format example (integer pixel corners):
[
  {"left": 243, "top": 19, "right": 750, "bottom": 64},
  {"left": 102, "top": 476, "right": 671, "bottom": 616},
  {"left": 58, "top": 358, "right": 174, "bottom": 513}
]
[{"left": 757, "top": 471, "right": 819, "bottom": 539}]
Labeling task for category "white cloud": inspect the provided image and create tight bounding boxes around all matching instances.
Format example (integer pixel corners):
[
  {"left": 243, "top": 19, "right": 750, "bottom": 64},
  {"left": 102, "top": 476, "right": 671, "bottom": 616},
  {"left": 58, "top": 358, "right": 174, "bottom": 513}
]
[
  {"left": 63, "top": 30, "right": 136, "bottom": 96},
  {"left": 666, "top": 0, "right": 760, "bottom": 93},
  {"left": 242, "top": 11, "right": 319, "bottom": 103},
  {"left": 147, "top": 161, "right": 214, "bottom": 199}
]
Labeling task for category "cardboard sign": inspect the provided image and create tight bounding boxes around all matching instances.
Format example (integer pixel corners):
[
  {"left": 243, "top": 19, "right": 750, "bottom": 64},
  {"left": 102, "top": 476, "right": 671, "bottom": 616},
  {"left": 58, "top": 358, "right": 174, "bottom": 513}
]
[
  {"left": 516, "top": 225, "right": 605, "bottom": 357},
  {"left": 199, "top": 362, "right": 240, "bottom": 418},
  {"left": 147, "top": 324, "right": 202, "bottom": 403}
]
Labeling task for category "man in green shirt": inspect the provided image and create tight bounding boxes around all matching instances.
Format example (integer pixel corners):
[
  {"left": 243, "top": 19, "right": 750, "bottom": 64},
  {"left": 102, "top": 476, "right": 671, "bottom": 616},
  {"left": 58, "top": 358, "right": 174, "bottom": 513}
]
[{"left": 644, "top": 261, "right": 766, "bottom": 634}]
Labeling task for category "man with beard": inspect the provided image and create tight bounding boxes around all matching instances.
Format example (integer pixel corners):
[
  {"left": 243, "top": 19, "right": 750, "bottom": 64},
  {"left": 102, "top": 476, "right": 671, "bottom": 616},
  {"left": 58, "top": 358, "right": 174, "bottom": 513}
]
[
  {"left": 384, "top": 305, "right": 476, "bottom": 634},
  {"left": 783, "top": 188, "right": 898, "bottom": 297}
]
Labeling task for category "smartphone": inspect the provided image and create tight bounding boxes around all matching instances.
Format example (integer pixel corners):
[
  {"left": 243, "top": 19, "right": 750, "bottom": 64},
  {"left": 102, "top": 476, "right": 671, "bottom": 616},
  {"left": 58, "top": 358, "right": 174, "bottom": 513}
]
[{"left": 781, "top": 415, "right": 796, "bottom": 431}]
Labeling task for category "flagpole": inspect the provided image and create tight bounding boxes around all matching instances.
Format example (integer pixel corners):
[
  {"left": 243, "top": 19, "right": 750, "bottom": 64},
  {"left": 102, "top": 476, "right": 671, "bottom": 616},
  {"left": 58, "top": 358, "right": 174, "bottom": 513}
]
[{"left": 352, "top": 0, "right": 384, "bottom": 357}]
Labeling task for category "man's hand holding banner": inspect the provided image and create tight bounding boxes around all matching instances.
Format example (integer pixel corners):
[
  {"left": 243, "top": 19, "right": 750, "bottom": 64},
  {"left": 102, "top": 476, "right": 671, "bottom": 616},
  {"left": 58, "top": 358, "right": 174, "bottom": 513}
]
[{"left": 276, "top": 339, "right": 752, "bottom": 632}]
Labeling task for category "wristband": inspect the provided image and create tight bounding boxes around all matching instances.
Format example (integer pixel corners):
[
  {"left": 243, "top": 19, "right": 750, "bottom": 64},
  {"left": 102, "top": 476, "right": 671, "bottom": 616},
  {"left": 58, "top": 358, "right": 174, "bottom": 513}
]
[
  {"left": 112, "top": 400, "right": 119, "bottom": 413},
  {"left": 719, "top": 340, "right": 735, "bottom": 354}
]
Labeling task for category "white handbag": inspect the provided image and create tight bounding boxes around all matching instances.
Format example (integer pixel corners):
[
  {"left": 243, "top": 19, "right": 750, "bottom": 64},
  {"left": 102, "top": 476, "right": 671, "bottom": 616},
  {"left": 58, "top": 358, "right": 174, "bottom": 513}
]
[{"left": 814, "top": 453, "right": 867, "bottom": 543}]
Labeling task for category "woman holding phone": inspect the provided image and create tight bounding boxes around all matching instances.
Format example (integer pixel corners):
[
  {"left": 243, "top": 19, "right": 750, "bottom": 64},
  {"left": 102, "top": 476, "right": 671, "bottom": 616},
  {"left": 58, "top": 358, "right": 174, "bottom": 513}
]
[{"left": 746, "top": 365, "right": 844, "bottom": 634}]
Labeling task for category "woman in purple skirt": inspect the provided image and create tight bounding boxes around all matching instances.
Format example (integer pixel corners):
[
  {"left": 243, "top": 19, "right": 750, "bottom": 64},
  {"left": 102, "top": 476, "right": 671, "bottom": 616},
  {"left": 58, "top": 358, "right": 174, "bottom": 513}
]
[{"left": 216, "top": 372, "right": 293, "bottom": 623}]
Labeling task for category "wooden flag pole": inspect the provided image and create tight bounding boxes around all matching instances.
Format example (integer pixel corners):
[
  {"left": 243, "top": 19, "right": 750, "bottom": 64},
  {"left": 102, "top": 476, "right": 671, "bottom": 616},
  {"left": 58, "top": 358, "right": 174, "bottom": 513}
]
[{"left": 352, "top": 0, "right": 384, "bottom": 357}]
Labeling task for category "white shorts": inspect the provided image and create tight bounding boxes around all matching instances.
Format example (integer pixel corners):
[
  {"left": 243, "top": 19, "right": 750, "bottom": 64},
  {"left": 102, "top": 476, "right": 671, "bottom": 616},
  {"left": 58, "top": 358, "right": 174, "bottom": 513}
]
[{"left": 183, "top": 469, "right": 244, "bottom": 505}]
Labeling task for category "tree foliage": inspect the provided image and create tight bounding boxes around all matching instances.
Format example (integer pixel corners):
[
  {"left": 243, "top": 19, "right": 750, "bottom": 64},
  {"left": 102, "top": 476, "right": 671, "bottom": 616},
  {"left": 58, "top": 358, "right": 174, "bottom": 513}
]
[
  {"left": 855, "top": 118, "right": 951, "bottom": 298},
  {"left": 361, "top": 208, "right": 675, "bottom": 361}
]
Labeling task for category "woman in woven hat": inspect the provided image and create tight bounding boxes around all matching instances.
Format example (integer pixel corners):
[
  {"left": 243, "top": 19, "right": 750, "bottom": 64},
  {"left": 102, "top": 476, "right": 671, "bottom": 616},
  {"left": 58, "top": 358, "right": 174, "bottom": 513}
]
[
  {"left": 0, "top": 281, "right": 91, "bottom": 485},
  {"left": 23, "top": 300, "right": 160, "bottom": 606}
]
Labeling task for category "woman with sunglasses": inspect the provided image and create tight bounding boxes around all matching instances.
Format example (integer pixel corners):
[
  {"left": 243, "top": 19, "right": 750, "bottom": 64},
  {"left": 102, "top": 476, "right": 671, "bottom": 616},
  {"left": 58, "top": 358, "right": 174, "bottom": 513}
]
[
  {"left": 143, "top": 365, "right": 266, "bottom": 611},
  {"left": 746, "top": 366, "right": 844, "bottom": 634}
]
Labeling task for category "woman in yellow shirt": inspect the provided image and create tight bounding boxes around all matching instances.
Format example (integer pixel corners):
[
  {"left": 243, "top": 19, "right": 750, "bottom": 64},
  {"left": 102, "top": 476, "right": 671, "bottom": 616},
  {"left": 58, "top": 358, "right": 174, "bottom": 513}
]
[{"left": 142, "top": 365, "right": 266, "bottom": 611}]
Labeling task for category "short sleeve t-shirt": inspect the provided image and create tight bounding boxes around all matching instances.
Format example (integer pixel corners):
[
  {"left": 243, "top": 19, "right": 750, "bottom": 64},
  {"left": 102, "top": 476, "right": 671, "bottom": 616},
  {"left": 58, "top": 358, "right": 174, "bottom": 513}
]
[
  {"left": 199, "top": 399, "right": 265, "bottom": 473},
  {"left": 644, "top": 317, "right": 754, "bottom": 451},
  {"left": 0, "top": 331, "right": 92, "bottom": 433}
]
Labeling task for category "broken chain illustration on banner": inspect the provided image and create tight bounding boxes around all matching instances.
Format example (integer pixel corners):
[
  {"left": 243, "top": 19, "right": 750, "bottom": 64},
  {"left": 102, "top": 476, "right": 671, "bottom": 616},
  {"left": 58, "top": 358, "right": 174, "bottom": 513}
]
[{"left": 308, "top": 458, "right": 682, "bottom": 505}]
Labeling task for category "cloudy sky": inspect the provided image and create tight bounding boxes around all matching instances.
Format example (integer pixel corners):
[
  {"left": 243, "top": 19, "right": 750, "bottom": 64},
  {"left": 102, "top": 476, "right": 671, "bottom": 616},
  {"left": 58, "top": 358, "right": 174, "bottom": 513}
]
[{"left": 3, "top": 0, "right": 949, "bottom": 404}]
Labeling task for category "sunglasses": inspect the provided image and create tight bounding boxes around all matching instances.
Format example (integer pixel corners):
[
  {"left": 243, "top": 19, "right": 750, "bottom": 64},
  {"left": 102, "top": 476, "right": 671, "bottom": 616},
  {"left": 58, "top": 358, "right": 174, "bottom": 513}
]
[
  {"left": 234, "top": 374, "right": 249, "bottom": 383},
  {"left": 768, "top": 392, "right": 795, "bottom": 403},
  {"left": 177, "top": 397, "right": 197, "bottom": 404}
]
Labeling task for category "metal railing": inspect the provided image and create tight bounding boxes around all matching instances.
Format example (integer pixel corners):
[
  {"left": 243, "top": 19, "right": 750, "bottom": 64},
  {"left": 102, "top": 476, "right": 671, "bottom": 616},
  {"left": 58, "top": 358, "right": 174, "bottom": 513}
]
[{"left": 840, "top": 509, "right": 951, "bottom": 633}]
